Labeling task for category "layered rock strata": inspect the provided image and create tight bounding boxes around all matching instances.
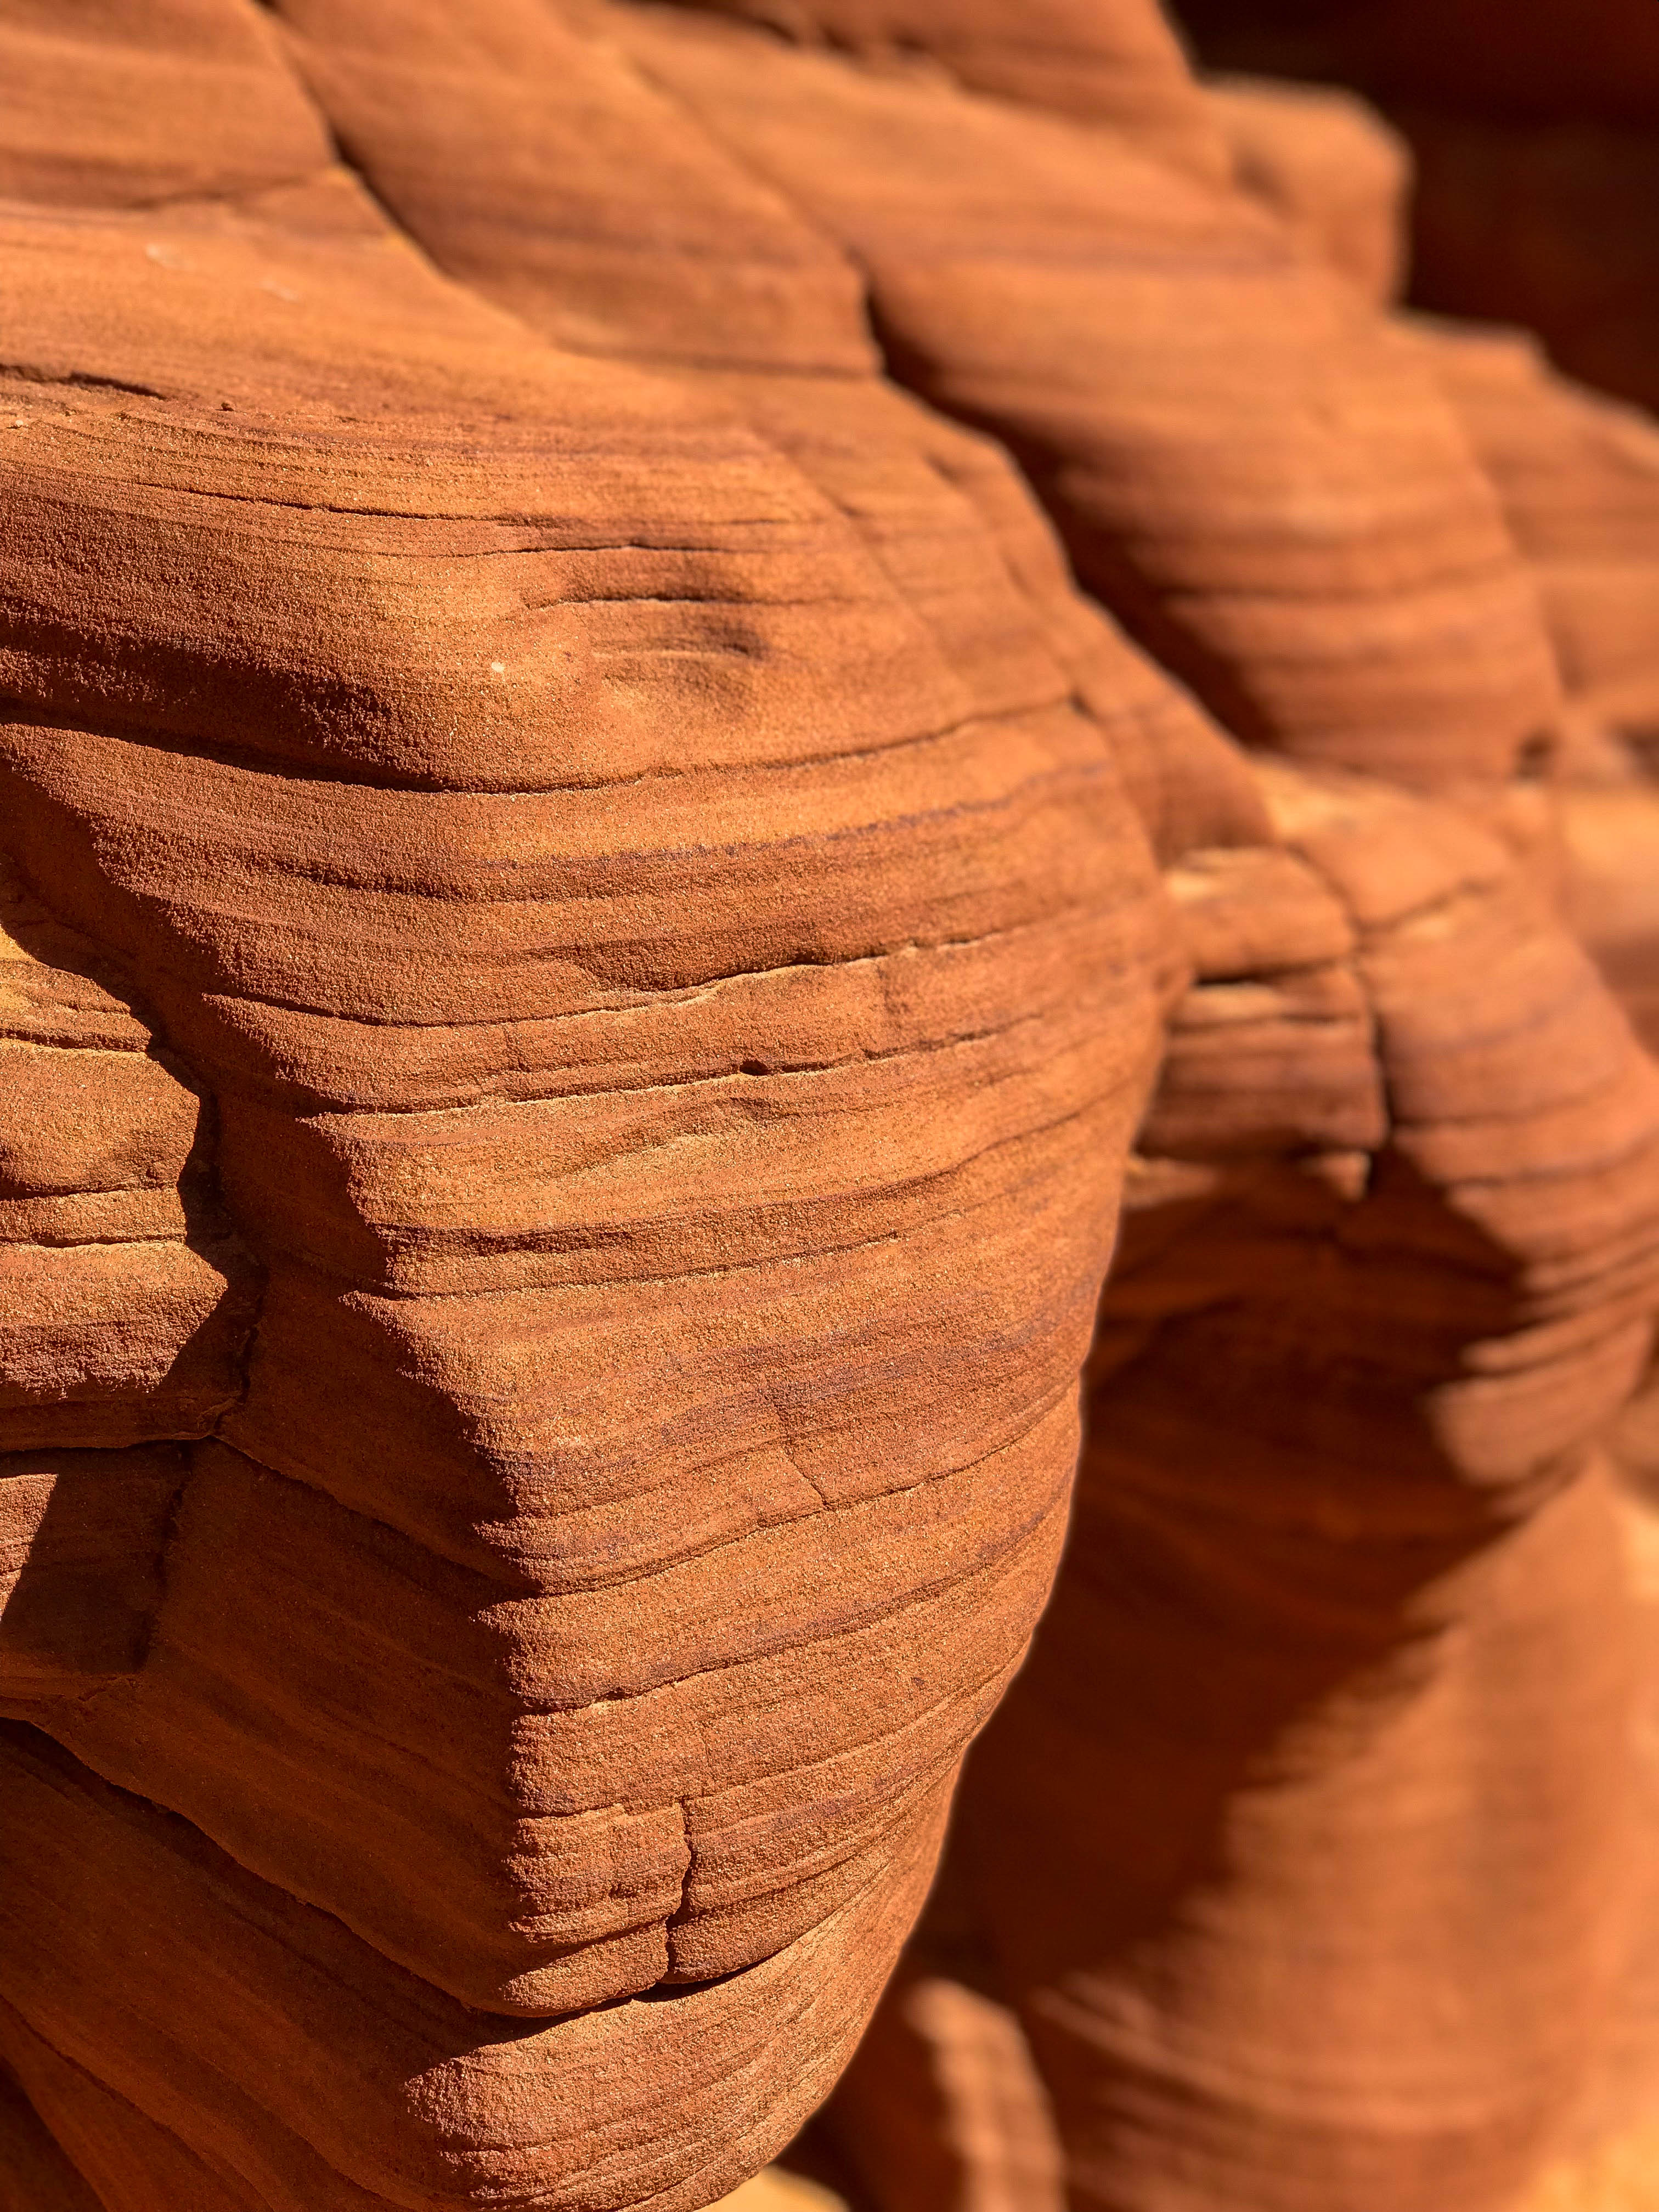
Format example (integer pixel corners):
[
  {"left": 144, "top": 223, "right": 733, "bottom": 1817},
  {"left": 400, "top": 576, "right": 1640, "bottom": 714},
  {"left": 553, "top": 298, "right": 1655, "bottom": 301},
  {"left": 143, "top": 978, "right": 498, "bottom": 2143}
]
[
  {"left": 823, "top": 757, "right": 1659, "bottom": 2210},
  {"left": 4, "top": 3, "right": 1658, "bottom": 2210},
  {"left": 0, "top": 1, "right": 1178, "bottom": 2200},
  {"left": 940, "top": 762, "right": 1659, "bottom": 2210},
  {"left": 1172, "top": 0, "right": 1659, "bottom": 416},
  {"left": 1203, "top": 71, "right": 1410, "bottom": 307},
  {"left": 793, "top": 31, "right": 1659, "bottom": 2209},
  {"left": 1412, "top": 324, "right": 1659, "bottom": 1054}
]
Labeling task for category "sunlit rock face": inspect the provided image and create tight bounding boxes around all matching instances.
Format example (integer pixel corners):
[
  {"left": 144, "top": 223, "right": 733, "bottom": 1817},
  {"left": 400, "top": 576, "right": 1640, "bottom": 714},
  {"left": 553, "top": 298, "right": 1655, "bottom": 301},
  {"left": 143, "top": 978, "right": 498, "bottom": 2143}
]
[
  {"left": 3, "top": 5, "right": 1657, "bottom": 2212},
  {"left": 0, "top": 4, "right": 1173, "bottom": 2202}
]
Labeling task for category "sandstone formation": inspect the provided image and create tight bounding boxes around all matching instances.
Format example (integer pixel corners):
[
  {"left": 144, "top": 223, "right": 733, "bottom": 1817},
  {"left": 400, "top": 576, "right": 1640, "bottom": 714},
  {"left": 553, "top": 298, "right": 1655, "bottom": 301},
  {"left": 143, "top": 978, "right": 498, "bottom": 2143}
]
[
  {"left": 4, "top": 3, "right": 1659, "bottom": 2211},
  {"left": 819, "top": 755, "right": 1659, "bottom": 2208},
  {"left": 931, "top": 760, "right": 1659, "bottom": 2210},
  {"left": 0, "top": 2061, "right": 100, "bottom": 2212},
  {"left": 1205, "top": 71, "right": 1410, "bottom": 306},
  {"left": 801, "top": 27, "right": 1659, "bottom": 2212},
  {"left": 613, "top": 5, "right": 1563, "bottom": 800},
  {"left": 0, "top": 2, "right": 1176, "bottom": 2199},
  {"left": 1172, "top": 0, "right": 1659, "bottom": 417},
  {"left": 1408, "top": 324, "right": 1659, "bottom": 1056},
  {"left": 1190, "top": 61, "right": 1659, "bottom": 1069},
  {"left": 653, "top": 0, "right": 1235, "bottom": 176},
  {"left": 1189, "top": 62, "right": 1659, "bottom": 1060}
]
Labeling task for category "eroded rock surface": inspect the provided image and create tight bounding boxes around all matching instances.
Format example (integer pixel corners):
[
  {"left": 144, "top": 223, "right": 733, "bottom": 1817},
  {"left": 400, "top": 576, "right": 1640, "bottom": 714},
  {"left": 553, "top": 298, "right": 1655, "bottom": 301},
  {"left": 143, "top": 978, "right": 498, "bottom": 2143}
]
[
  {"left": 3, "top": 3, "right": 1658, "bottom": 2210},
  {"left": 0, "top": 1, "right": 1176, "bottom": 2203}
]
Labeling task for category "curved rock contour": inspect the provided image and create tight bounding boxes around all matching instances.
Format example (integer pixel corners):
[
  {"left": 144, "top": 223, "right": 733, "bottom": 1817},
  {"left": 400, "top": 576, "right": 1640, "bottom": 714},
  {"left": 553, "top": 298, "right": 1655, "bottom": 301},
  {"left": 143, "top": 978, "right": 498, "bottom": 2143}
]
[
  {"left": 5, "top": 4, "right": 1658, "bottom": 2210},
  {"left": 0, "top": 2, "right": 1178, "bottom": 2201}
]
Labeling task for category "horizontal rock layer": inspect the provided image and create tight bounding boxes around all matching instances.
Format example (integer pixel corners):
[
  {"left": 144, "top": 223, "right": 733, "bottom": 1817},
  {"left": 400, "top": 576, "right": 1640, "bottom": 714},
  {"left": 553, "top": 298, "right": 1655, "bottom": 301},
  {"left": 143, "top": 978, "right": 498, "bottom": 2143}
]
[
  {"left": 0, "top": 0, "right": 1185, "bottom": 2199},
  {"left": 4, "top": 2, "right": 1658, "bottom": 2208}
]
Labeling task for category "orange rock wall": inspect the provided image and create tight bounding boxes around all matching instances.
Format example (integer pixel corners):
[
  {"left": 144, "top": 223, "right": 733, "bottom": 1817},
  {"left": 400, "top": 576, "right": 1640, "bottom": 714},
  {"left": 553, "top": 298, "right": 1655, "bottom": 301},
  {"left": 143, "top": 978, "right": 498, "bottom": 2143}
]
[{"left": 2, "top": 3, "right": 1657, "bottom": 2210}]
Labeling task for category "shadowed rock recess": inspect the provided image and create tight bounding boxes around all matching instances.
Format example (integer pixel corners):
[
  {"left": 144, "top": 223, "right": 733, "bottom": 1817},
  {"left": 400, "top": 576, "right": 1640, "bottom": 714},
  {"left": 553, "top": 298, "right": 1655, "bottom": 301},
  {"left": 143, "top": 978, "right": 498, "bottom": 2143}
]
[{"left": 1, "top": 3, "right": 1657, "bottom": 2211}]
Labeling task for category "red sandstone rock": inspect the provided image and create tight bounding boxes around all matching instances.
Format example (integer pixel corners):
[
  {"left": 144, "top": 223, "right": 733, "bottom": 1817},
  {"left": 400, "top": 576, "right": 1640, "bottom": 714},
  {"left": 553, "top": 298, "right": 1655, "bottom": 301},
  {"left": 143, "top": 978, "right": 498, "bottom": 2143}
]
[
  {"left": 0, "top": 864, "right": 259, "bottom": 1452},
  {"left": 601, "top": 2, "right": 1561, "bottom": 796},
  {"left": 821, "top": 1855, "right": 1065, "bottom": 2212},
  {"left": 1410, "top": 323, "right": 1659, "bottom": 763},
  {"left": 1205, "top": 72, "right": 1410, "bottom": 305},
  {"left": 0, "top": 1, "right": 1179, "bottom": 2200},
  {"left": 1401, "top": 320, "right": 1659, "bottom": 1052},
  {"left": 1564, "top": 787, "right": 1659, "bottom": 1063},
  {"left": 831, "top": 761, "right": 1659, "bottom": 2212},
  {"left": 0, "top": 2061, "right": 100, "bottom": 2212},
  {"left": 262, "top": 0, "right": 1266, "bottom": 872},
  {"left": 1172, "top": 0, "right": 1659, "bottom": 416},
  {"left": 650, "top": 0, "right": 1233, "bottom": 177},
  {"left": 1171, "top": 64, "right": 1659, "bottom": 1073},
  {"left": 4, "top": 5, "right": 1659, "bottom": 2210},
  {"left": 276, "top": 0, "right": 1567, "bottom": 797}
]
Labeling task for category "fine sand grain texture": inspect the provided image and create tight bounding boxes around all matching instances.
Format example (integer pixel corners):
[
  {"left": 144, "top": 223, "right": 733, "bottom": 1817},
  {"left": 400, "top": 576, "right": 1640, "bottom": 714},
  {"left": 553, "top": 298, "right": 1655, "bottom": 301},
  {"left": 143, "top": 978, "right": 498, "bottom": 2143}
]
[{"left": 3, "top": 3, "right": 1658, "bottom": 2208}]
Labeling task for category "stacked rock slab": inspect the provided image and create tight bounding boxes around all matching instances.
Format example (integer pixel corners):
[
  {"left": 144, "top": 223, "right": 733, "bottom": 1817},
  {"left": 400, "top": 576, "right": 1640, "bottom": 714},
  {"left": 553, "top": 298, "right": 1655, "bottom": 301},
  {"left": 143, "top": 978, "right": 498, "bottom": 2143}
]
[
  {"left": 1190, "top": 64, "right": 1659, "bottom": 1094},
  {"left": 650, "top": 0, "right": 1237, "bottom": 175},
  {"left": 1206, "top": 88, "right": 1659, "bottom": 2075},
  {"left": 1189, "top": 64, "right": 1659, "bottom": 1087},
  {"left": 602, "top": 1, "right": 1563, "bottom": 799},
  {"left": 527, "top": 1, "right": 1659, "bottom": 2205},
  {"left": 259, "top": 0, "right": 1268, "bottom": 872}
]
